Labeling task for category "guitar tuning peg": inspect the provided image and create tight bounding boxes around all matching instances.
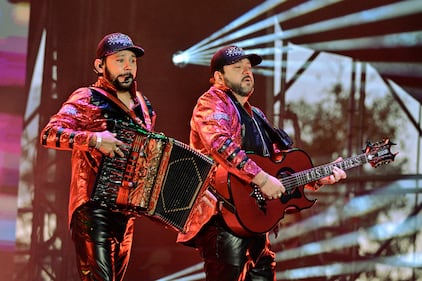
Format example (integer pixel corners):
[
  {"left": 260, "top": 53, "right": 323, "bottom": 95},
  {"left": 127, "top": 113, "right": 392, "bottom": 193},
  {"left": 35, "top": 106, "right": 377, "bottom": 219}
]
[
  {"left": 382, "top": 138, "right": 397, "bottom": 146},
  {"left": 362, "top": 140, "right": 373, "bottom": 153}
]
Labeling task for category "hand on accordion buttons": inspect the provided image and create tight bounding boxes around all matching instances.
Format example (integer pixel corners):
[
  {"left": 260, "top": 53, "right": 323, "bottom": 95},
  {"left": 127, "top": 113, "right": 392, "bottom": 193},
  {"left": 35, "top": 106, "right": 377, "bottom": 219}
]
[{"left": 95, "top": 130, "right": 125, "bottom": 158}]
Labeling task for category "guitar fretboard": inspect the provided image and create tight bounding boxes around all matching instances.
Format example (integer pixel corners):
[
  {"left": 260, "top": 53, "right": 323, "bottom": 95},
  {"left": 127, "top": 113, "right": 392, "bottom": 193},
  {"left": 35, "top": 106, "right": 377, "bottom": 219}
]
[{"left": 282, "top": 154, "right": 368, "bottom": 191}]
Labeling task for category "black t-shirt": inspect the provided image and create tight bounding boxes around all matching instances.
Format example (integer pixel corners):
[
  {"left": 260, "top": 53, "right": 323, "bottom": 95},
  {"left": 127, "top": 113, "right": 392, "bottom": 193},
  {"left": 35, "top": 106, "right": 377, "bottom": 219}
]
[{"left": 230, "top": 98, "right": 272, "bottom": 157}]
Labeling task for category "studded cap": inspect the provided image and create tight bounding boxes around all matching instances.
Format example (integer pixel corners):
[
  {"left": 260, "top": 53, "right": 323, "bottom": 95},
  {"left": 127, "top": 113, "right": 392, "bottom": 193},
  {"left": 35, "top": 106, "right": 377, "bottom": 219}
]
[
  {"left": 96, "top": 33, "right": 144, "bottom": 59},
  {"left": 210, "top": 46, "right": 262, "bottom": 73}
]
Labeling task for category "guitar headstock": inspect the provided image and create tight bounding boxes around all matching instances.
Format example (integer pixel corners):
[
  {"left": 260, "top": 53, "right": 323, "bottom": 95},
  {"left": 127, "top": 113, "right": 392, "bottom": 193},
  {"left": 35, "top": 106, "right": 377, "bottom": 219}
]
[{"left": 363, "top": 138, "right": 398, "bottom": 168}]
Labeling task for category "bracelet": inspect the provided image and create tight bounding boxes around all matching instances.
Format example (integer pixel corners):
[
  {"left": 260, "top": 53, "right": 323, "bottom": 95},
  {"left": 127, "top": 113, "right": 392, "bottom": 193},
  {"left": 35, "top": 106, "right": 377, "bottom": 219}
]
[
  {"left": 260, "top": 173, "right": 269, "bottom": 187},
  {"left": 95, "top": 133, "right": 102, "bottom": 149}
]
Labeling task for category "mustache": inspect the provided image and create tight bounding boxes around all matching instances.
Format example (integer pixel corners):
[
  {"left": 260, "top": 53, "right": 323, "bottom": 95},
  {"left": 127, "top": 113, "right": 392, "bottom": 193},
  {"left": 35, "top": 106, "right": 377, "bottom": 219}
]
[
  {"left": 242, "top": 75, "right": 252, "bottom": 81},
  {"left": 118, "top": 73, "right": 134, "bottom": 80}
]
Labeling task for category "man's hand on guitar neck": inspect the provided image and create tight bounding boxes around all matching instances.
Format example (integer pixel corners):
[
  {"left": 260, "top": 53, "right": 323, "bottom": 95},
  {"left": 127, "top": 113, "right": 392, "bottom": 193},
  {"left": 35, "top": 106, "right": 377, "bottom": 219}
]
[
  {"left": 313, "top": 157, "right": 347, "bottom": 190},
  {"left": 252, "top": 157, "right": 347, "bottom": 199},
  {"left": 253, "top": 171, "right": 285, "bottom": 200}
]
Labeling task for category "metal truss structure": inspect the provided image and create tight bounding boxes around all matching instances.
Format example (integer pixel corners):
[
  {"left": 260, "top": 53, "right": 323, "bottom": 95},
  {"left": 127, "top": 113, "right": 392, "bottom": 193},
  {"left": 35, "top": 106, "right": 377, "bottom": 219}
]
[{"left": 14, "top": 0, "right": 422, "bottom": 280}]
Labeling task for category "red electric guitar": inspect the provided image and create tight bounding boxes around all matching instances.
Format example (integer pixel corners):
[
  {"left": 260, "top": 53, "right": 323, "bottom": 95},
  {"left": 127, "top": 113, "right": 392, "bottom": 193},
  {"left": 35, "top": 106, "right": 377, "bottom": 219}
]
[{"left": 213, "top": 139, "right": 398, "bottom": 237}]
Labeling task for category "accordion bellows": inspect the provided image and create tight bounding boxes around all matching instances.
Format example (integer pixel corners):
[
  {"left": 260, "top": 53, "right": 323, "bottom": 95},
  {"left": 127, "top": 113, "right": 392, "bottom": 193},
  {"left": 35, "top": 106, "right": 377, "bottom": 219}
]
[{"left": 91, "top": 121, "right": 215, "bottom": 233}]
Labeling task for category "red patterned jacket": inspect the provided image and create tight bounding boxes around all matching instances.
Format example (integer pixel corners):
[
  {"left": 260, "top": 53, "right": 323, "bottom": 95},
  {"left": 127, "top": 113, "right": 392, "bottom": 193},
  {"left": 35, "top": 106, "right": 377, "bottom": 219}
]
[
  {"left": 177, "top": 85, "right": 266, "bottom": 245},
  {"left": 40, "top": 77, "right": 156, "bottom": 226}
]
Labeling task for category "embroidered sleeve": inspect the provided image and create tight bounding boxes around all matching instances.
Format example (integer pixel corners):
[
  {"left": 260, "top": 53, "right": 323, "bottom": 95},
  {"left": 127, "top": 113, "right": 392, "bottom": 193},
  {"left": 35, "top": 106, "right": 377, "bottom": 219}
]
[
  {"left": 40, "top": 88, "right": 100, "bottom": 151},
  {"left": 191, "top": 90, "right": 261, "bottom": 182}
]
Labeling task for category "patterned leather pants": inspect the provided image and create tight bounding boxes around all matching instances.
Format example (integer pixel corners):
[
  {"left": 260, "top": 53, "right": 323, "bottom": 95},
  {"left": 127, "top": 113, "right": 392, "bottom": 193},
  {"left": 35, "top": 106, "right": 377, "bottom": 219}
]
[
  {"left": 70, "top": 204, "right": 135, "bottom": 281},
  {"left": 194, "top": 216, "right": 276, "bottom": 281}
]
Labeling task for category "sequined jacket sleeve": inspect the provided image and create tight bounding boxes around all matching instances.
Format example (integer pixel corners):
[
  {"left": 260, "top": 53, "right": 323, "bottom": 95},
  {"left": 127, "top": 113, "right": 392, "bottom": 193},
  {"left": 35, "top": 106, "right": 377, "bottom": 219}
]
[
  {"left": 190, "top": 86, "right": 262, "bottom": 182},
  {"left": 40, "top": 87, "right": 102, "bottom": 151}
]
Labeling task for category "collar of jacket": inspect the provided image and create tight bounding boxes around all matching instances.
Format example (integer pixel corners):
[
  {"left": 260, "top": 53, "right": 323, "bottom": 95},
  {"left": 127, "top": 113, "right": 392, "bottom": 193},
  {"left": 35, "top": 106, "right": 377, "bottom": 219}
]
[{"left": 212, "top": 84, "right": 231, "bottom": 95}]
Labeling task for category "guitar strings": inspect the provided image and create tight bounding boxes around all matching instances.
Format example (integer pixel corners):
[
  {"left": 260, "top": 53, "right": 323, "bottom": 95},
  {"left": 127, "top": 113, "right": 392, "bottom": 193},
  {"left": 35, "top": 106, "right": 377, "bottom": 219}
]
[{"left": 280, "top": 154, "right": 369, "bottom": 192}]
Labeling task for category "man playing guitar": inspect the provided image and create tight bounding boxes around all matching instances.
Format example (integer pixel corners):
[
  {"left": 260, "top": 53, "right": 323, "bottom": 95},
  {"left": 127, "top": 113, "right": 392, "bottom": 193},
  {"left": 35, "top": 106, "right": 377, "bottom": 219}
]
[{"left": 177, "top": 45, "right": 347, "bottom": 281}]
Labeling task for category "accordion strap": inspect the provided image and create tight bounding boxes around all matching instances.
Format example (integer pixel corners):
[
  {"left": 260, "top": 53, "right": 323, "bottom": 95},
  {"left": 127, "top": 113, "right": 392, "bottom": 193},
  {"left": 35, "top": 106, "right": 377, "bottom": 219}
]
[{"left": 90, "top": 87, "right": 152, "bottom": 129}]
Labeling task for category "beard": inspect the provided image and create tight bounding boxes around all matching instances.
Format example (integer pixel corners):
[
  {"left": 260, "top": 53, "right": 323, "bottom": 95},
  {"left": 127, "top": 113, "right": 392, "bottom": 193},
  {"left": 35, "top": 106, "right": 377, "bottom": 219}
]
[
  {"left": 224, "top": 76, "right": 254, "bottom": 97},
  {"left": 104, "top": 68, "right": 134, "bottom": 92}
]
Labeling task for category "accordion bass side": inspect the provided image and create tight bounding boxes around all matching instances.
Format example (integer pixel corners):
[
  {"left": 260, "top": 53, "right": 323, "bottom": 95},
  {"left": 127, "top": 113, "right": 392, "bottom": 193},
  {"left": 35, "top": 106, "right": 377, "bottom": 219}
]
[{"left": 91, "top": 121, "right": 215, "bottom": 233}]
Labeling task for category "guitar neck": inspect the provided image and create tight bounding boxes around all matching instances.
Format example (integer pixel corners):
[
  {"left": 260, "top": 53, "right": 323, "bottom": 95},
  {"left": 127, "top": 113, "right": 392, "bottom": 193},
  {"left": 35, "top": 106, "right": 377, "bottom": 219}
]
[{"left": 282, "top": 153, "right": 368, "bottom": 191}]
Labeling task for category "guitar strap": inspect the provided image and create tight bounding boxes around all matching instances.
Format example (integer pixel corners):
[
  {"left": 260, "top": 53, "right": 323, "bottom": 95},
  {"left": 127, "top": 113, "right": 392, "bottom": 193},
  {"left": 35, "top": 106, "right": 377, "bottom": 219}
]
[{"left": 251, "top": 107, "right": 294, "bottom": 151}]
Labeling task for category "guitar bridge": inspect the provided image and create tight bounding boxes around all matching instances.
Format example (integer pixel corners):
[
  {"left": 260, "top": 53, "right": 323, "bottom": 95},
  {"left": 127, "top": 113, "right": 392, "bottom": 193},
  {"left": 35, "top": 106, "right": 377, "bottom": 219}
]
[{"left": 250, "top": 185, "right": 267, "bottom": 213}]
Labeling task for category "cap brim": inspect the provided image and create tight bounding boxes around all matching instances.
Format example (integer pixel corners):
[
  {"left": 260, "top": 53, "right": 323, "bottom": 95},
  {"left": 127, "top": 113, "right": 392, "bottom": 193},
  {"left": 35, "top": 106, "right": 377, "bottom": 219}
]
[
  {"left": 104, "top": 46, "right": 145, "bottom": 58},
  {"left": 228, "top": 53, "right": 262, "bottom": 67},
  {"left": 210, "top": 51, "right": 262, "bottom": 73},
  {"left": 245, "top": 54, "right": 262, "bottom": 67},
  {"left": 126, "top": 46, "right": 145, "bottom": 57}
]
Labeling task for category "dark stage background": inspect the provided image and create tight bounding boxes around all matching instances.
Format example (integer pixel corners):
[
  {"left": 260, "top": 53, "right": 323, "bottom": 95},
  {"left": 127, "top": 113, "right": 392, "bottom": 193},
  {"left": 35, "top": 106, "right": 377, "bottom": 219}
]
[
  {"left": 27, "top": 0, "right": 268, "bottom": 140},
  {"left": 4, "top": 0, "right": 421, "bottom": 280},
  {"left": 23, "top": 0, "right": 267, "bottom": 280}
]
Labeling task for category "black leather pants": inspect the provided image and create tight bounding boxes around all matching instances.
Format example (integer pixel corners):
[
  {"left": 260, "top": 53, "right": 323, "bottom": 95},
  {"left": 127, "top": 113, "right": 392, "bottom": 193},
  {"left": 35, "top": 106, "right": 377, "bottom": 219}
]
[
  {"left": 70, "top": 204, "right": 135, "bottom": 281},
  {"left": 194, "top": 217, "right": 276, "bottom": 281}
]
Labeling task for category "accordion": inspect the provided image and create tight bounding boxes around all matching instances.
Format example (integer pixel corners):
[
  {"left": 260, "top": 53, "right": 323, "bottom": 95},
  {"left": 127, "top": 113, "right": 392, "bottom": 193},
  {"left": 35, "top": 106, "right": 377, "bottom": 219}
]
[{"left": 91, "top": 121, "right": 215, "bottom": 233}]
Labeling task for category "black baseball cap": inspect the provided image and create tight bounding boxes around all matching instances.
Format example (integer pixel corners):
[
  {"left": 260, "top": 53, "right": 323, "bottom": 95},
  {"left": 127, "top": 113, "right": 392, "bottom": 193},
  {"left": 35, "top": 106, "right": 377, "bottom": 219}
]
[
  {"left": 210, "top": 46, "right": 262, "bottom": 73},
  {"left": 96, "top": 33, "right": 144, "bottom": 59}
]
